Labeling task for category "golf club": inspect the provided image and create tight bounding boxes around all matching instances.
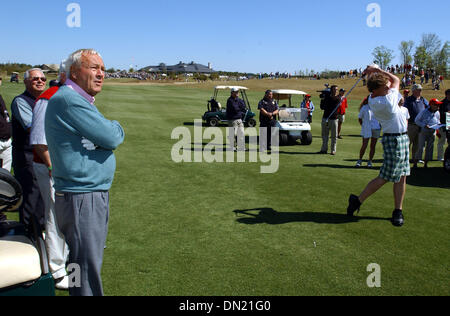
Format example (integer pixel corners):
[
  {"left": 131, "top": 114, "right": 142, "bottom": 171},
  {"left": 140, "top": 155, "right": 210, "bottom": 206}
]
[
  {"left": 325, "top": 76, "right": 364, "bottom": 123},
  {"left": 326, "top": 64, "right": 379, "bottom": 122}
]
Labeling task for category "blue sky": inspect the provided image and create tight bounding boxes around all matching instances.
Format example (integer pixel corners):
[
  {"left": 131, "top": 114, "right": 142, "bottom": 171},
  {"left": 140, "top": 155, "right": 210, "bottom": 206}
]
[{"left": 1, "top": 0, "right": 448, "bottom": 73}]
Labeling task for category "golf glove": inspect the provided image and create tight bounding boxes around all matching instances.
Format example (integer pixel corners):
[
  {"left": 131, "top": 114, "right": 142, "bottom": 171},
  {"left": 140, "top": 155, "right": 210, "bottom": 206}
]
[{"left": 81, "top": 138, "right": 97, "bottom": 151}]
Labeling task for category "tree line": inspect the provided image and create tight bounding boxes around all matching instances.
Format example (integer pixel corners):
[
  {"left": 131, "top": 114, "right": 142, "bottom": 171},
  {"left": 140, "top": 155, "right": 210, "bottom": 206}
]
[{"left": 372, "top": 33, "right": 449, "bottom": 76}]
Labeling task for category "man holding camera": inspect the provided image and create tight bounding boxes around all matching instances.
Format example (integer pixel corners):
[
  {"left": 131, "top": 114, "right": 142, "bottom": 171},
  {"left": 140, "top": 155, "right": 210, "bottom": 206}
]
[{"left": 319, "top": 85, "right": 340, "bottom": 155}]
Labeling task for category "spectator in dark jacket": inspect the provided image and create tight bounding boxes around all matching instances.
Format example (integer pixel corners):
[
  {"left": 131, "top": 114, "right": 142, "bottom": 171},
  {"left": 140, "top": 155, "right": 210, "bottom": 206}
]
[{"left": 226, "top": 88, "right": 246, "bottom": 151}]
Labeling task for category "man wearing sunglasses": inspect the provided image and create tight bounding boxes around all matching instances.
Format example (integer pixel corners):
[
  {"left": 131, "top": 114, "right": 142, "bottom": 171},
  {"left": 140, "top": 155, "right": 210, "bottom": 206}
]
[{"left": 11, "top": 68, "right": 46, "bottom": 230}]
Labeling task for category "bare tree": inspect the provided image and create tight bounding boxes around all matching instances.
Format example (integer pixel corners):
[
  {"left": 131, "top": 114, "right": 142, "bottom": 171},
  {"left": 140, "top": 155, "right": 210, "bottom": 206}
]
[
  {"left": 399, "top": 41, "right": 415, "bottom": 65},
  {"left": 420, "top": 33, "right": 442, "bottom": 57}
]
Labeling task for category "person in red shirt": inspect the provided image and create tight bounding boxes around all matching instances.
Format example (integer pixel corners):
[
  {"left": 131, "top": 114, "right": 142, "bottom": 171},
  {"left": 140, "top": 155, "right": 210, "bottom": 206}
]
[{"left": 337, "top": 88, "right": 348, "bottom": 139}]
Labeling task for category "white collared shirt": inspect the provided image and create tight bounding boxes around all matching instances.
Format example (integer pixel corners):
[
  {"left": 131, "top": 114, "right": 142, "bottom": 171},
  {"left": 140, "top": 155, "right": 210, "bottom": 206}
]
[{"left": 369, "top": 89, "right": 407, "bottom": 134}]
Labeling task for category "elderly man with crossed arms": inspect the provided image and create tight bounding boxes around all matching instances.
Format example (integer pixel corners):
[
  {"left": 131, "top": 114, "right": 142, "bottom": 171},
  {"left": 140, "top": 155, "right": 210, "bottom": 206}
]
[{"left": 45, "top": 49, "right": 125, "bottom": 296}]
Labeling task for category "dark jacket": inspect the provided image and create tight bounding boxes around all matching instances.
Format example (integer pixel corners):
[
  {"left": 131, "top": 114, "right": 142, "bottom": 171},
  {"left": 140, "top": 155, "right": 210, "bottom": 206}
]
[
  {"left": 0, "top": 94, "right": 12, "bottom": 141},
  {"left": 258, "top": 98, "right": 278, "bottom": 125},
  {"left": 440, "top": 98, "right": 450, "bottom": 125},
  {"left": 226, "top": 96, "right": 246, "bottom": 120},
  {"left": 404, "top": 95, "right": 429, "bottom": 123},
  {"left": 321, "top": 95, "right": 341, "bottom": 120}
]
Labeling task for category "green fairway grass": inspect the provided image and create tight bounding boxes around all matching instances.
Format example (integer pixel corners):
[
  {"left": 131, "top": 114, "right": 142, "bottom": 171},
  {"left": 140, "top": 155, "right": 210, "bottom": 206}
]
[{"left": 1, "top": 78, "right": 448, "bottom": 296}]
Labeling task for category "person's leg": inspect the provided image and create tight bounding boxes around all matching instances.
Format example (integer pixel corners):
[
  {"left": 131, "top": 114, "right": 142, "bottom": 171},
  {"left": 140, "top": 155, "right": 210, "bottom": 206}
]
[
  {"left": 320, "top": 119, "right": 329, "bottom": 153},
  {"left": 360, "top": 138, "right": 369, "bottom": 160},
  {"left": 228, "top": 121, "right": 236, "bottom": 150},
  {"left": 237, "top": 120, "right": 245, "bottom": 151},
  {"left": 424, "top": 130, "right": 435, "bottom": 167},
  {"left": 408, "top": 124, "right": 420, "bottom": 163},
  {"left": 33, "top": 162, "right": 69, "bottom": 280},
  {"left": 259, "top": 123, "right": 268, "bottom": 152},
  {"left": 369, "top": 138, "right": 378, "bottom": 161},
  {"left": 56, "top": 192, "right": 109, "bottom": 296},
  {"left": 415, "top": 131, "right": 427, "bottom": 167},
  {"left": 330, "top": 119, "right": 338, "bottom": 154},
  {"left": 359, "top": 177, "right": 388, "bottom": 203},
  {"left": 393, "top": 176, "right": 407, "bottom": 210},
  {"left": 14, "top": 152, "right": 46, "bottom": 229},
  {"left": 437, "top": 127, "right": 447, "bottom": 161}
]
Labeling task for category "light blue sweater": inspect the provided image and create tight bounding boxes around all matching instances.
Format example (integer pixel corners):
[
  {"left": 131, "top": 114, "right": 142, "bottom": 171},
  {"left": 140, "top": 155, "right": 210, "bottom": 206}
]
[{"left": 45, "top": 86, "right": 124, "bottom": 192}]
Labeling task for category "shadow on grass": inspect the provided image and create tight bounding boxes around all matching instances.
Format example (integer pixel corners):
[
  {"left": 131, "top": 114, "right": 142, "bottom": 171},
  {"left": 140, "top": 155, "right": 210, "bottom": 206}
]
[
  {"left": 234, "top": 208, "right": 389, "bottom": 225},
  {"left": 303, "top": 163, "right": 381, "bottom": 171},
  {"left": 344, "top": 159, "right": 384, "bottom": 164},
  {"left": 183, "top": 122, "right": 208, "bottom": 127},
  {"left": 278, "top": 151, "right": 320, "bottom": 155},
  {"left": 407, "top": 167, "right": 450, "bottom": 188}
]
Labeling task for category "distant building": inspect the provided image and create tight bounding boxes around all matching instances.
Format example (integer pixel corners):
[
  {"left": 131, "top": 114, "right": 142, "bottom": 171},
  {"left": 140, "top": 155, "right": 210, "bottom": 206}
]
[
  {"left": 40, "top": 64, "right": 60, "bottom": 73},
  {"left": 140, "top": 61, "right": 214, "bottom": 74}
]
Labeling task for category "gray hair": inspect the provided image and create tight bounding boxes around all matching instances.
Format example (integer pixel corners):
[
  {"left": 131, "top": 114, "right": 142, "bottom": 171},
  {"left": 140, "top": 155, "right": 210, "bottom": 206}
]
[
  {"left": 65, "top": 49, "right": 102, "bottom": 77},
  {"left": 24, "top": 68, "right": 44, "bottom": 80}
]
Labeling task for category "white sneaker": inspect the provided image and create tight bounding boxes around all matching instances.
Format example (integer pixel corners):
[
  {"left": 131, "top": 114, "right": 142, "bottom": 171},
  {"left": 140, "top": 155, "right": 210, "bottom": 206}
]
[
  {"left": 355, "top": 160, "right": 362, "bottom": 167},
  {"left": 367, "top": 161, "right": 373, "bottom": 168},
  {"left": 55, "top": 276, "right": 69, "bottom": 291}
]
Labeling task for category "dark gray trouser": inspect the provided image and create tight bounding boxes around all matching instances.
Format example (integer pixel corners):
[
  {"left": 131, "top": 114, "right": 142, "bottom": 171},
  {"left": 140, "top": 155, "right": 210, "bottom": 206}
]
[{"left": 55, "top": 191, "right": 109, "bottom": 296}]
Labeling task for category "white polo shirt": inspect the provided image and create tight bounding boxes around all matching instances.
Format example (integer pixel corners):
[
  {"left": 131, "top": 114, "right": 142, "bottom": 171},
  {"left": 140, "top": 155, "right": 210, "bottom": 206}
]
[{"left": 368, "top": 89, "right": 407, "bottom": 134}]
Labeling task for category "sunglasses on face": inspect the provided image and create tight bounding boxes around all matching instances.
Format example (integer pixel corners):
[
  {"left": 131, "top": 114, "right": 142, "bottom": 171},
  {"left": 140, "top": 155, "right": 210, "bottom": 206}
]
[{"left": 31, "top": 77, "right": 47, "bottom": 82}]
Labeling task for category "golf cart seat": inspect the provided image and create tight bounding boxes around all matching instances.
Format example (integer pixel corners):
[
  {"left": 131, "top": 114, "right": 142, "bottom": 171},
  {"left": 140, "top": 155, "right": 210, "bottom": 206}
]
[
  {"left": 0, "top": 234, "right": 42, "bottom": 289},
  {"left": 0, "top": 168, "right": 54, "bottom": 296},
  {"left": 209, "top": 98, "right": 221, "bottom": 112},
  {"left": 279, "top": 109, "right": 293, "bottom": 121}
]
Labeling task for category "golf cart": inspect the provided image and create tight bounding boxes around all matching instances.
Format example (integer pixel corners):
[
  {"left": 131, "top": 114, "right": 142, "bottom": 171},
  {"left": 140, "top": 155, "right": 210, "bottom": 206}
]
[
  {"left": 10, "top": 72, "right": 19, "bottom": 83},
  {"left": 272, "top": 89, "right": 313, "bottom": 146},
  {"left": 0, "top": 168, "right": 55, "bottom": 296},
  {"left": 202, "top": 86, "right": 257, "bottom": 127}
]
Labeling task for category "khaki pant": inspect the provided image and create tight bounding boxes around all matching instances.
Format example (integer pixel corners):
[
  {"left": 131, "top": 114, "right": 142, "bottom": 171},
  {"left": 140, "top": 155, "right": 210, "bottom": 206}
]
[
  {"left": 229, "top": 119, "right": 245, "bottom": 150},
  {"left": 408, "top": 123, "right": 421, "bottom": 160},
  {"left": 321, "top": 119, "right": 338, "bottom": 153}
]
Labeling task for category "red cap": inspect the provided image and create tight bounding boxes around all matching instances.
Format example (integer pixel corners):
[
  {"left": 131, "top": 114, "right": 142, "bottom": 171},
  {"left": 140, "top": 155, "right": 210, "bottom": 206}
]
[
  {"left": 429, "top": 98, "right": 443, "bottom": 105},
  {"left": 403, "top": 90, "right": 409, "bottom": 93},
  {"left": 305, "top": 94, "right": 311, "bottom": 97}
]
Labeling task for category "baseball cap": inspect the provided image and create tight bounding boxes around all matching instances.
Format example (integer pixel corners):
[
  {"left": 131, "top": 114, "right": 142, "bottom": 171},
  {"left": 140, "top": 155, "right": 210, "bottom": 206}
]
[
  {"left": 231, "top": 87, "right": 239, "bottom": 92},
  {"left": 339, "top": 88, "right": 346, "bottom": 92},
  {"left": 412, "top": 84, "right": 423, "bottom": 91},
  {"left": 305, "top": 94, "right": 311, "bottom": 97},
  {"left": 429, "top": 98, "right": 443, "bottom": 105}
]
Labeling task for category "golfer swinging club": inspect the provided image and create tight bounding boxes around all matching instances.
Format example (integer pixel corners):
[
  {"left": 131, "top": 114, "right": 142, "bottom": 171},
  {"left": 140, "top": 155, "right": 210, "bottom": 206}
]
[{"left": 347, "top": 65, "right": 410, "bottom": 227}]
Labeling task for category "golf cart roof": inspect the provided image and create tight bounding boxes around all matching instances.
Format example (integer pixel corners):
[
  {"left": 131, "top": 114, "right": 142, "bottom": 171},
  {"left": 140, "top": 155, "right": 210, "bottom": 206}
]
[
  {"left": 272, "top": 89, "right": 308, "bottom": 99},
  {"left": 214, "top": 86, "right": 248, "bottom": 91}
]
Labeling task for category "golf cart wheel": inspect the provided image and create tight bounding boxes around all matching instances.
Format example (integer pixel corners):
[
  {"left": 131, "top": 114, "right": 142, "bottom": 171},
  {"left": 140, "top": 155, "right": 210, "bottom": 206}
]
[
  {"left": 444, "top": 147, "right": 450, "bottom": 173},
  {"left": 301, "top": 131, "right": 313, "bottom": 145},
  {"left": 280, "top": 133, "right": 289, "bottom": 146},
  {"left": 247, "top": 118, "right": 257, "bottom": 128},
  {"left": 207, "top": 118, "right": 219, "bottom": 127}
]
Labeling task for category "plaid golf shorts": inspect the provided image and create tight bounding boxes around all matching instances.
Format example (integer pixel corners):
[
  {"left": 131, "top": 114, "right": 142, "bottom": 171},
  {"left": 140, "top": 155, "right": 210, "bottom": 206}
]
[{"left": 379, "top": 134, "right": 410, "bottom": 183}]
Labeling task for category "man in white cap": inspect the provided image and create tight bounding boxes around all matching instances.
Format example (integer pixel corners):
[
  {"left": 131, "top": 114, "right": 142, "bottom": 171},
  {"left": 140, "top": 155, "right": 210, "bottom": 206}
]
[{"left": 226, "top": 87, "right": 246, "bottom": 151}]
